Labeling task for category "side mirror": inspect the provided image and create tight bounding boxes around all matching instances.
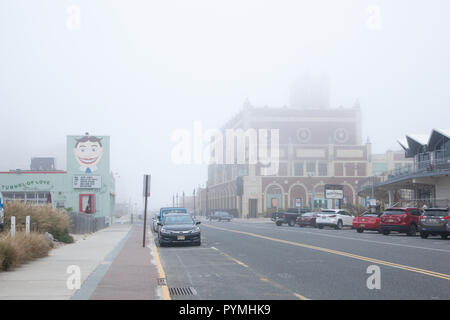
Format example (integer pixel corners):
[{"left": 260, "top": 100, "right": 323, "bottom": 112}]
[
  {"left": 157, "top": 222, "right": 162, "bottom": 226},
  {"left": 196, "top": 221, "right": 201, "bottom": 225}
]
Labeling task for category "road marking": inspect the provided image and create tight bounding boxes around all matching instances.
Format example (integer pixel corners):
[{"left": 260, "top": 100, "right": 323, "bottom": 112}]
[
  {"left": 151, "top": 244, "right": 171, "bottom": 300},
  {"left": 231, "top": 223, "right": 450, "bottom": 253},
  {"left": 203, "top": 224, "right": 450, "bottom": 281},
  {"left": 211, "top": 246, "right": 309, "bottom": 300}
]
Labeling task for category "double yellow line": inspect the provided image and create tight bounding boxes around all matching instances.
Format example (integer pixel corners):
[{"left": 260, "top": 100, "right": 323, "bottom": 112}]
[{"left": 203, "top": 224, "right": 450, "bottom": 281}]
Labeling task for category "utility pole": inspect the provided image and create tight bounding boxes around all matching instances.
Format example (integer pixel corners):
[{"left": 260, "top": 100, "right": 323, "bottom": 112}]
[
  {"left": 205, "top": 187, "right": 209, "bottom": 217},
  {"left": 193, "top": 189, "right": 196, "bottom": 218},
  {"left": 182, "top": 191, "right": 185, "bottom": 208},
  {"left": 176, "top": 193, "right": 179, "bottom": 207},
  {"left": 172, "top": 194, "right": 175, "bottom": 207}
]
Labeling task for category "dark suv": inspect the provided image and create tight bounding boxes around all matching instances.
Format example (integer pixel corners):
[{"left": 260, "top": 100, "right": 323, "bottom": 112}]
[
  {"left": 419, "top": 208, "right": 450, "bottom": 239},
  {"left": 380, "top": 208, "right": 422, "bottom": 236}
]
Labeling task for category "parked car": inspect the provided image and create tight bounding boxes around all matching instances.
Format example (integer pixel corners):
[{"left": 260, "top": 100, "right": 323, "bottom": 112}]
[
  {"left": 419, "top": 207, "right": 450, "bottom": 239},
  {"left": 380, "top": 207, "right": 421, "bottom": 236},
  {"left": 157, "top": 214, "right": 201, "bottom": 246},
  {"left": 151, "top": 214, "right": 160, "bottom": 232},
  {"left": 274, "top": 208, "right": 309, "bottom": 226},
  {"left": 316, "top": 209, "right": 354, "bottom": 230},
  {"left": 296, "top": 212, "right": 318, "bottom": 227},
  {"left": 352, "top": 211, "right": 383, "bottom": 233},
  {"left": 209, "top": 211, "right": 233, "bottom": 221}
]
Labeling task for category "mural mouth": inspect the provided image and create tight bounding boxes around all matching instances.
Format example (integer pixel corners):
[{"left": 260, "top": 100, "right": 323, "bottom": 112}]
[{"left": 78, "top": 157, "right": 98, "bottom": 165}]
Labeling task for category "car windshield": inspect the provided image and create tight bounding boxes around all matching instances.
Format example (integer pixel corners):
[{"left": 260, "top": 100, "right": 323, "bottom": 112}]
[
  {"left": 215, "top": 212, "right": 228, "bottom": 216},
  {"left": 302, "top": 212, "right": 314, "bottom": 217},
  {"left": 424, "top": 209, "right": 449, "bottom": 217},
  {"left": 162, "top": 209, "right": 187, "bottom": 214},
  {"left": 163, "top": 215, "right": 193, "bottom": 225},
  {"left": 383, "top": 210, "right": 406, "bottom": 215}
]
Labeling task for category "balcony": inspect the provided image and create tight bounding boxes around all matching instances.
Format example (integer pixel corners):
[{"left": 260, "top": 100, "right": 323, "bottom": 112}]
[{"left": 358, "top": 151, "right": 450, "bottom": 193}]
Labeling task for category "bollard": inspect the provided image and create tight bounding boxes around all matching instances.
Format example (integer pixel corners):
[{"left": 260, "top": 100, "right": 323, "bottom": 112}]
[
  {"left": 26, "top": 216, "right": 30, "bottom": 234},
  {"left": 11, "top": 216, "right": 16, "bottom": 238}
]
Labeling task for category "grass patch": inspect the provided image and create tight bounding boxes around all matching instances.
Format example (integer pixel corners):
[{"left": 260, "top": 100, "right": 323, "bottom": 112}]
[
  {"left": 3, "top": 202, "right": 73, "bottom": 243},
  {"left": 0, "top": 232, "right": 52, "bottom": 271}
]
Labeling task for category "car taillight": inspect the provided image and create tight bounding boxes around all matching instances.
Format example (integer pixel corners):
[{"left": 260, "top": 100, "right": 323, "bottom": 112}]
[
  {"left": 419, "top": 215, "right": 424, "bottom": 219},
  {"left": 282, "top": 213, "right": 286, "bottom": 218},
  {"left": 329, "top": 215, "right": 336, "bottom": 218},
  {"left": 444, "top": 216, "right": 450, "bottom": 220}
]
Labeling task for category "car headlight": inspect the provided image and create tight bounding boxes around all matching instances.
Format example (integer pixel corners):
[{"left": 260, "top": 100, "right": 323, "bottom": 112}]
[
  {"left": 160, "top": 228, "right": 170, "bottom": 234},
  {"left": 191, "top": 227, "right": 201, "bottom": 233}
]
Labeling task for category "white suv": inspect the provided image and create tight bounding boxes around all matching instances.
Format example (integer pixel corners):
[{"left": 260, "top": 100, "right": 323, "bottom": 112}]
[{"left": 316, "top": 209, "right": 354, "bottom": 230}]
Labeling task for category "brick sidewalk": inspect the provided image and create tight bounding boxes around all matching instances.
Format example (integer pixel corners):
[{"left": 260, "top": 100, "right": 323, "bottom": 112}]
[{"left": 89, "top": 225, "right": 160, "bottom": 300}]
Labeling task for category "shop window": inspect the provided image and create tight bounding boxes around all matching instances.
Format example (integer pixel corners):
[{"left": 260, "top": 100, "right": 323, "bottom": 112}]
[{"left": 79, "top": 194, "right": 96, "bottom": 214}]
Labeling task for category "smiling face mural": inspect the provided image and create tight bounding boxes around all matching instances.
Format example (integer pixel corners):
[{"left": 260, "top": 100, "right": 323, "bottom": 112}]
[{"left": 73, "top": 136, "right": 104, "bottom": 173}]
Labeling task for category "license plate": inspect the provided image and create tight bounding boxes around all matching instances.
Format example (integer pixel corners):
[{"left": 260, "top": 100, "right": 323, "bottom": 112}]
[
  {"left": 388, "top": 219, "right": 394, "bottom": 222},
  {"left": 177, "top": 235, "right": 185, "bottom": 240},
  {"left": 427, "top": 219, "right": 440, "bottom": 224},
  {"left": 360, "top": 224, "right": 365, "bottom": 227}
]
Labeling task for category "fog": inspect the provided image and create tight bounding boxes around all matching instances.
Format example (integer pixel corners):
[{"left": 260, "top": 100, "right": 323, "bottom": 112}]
[{"left": 1, "top": 0, "right": 449, "bottom": 209}]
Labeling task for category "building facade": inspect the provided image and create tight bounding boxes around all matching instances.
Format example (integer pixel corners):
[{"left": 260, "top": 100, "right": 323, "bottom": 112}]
[
  {"left": 198, "top": 96, "right": 376, "bottom": 217},
  {"left": 358, "top": 129, "right": 450, "bottom": 208},
  {"left": 0, "top": 134, "right": 115, "bottom": 223}
]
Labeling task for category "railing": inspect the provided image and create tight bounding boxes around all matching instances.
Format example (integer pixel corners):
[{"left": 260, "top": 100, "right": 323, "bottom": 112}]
[{"left": 358, "top": 155, "right": 450, "bottom": 193}]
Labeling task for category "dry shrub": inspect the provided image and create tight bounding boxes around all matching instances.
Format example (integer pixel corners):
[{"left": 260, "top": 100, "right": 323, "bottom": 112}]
[
  {"left": 4, "top": 202, "right": 70, "bottom": 235},
  {"left": 0, "top": 232, "right": 51, "bottom": 271}
]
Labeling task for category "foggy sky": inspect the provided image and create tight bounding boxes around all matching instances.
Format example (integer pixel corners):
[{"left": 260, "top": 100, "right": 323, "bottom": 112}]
[{"left": 1, "top": 0, "right": 449, "bottom": 210}]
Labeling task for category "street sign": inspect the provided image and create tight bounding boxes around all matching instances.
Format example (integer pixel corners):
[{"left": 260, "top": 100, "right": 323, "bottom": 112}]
[
  {"left": 142, "top": 174, "right": 151, "bottom": 247},
  {"left": 295, "top": 198, "right": 302, "bottom": 208},
  {"left": 324, "top": 184, "right": 344, "bottom": 199},
  {"left": 143, "top": 174, "right": 151, "bottom": 197}
]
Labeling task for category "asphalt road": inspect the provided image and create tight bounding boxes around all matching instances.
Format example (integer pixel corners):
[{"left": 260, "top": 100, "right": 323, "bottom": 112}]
[{"left": 155, "top": 219, "right": 450, "bottom": 300}]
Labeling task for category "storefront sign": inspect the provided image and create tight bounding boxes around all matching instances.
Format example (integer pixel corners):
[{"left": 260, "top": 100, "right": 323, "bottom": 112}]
[
  {"left": 73, "top": 175, "right": 102, "bottom": 189},
  {"left": 1, "top": 180, "right": 51, "bottom": 191},
  {"left": 324, "top": 184, "right": 344, "bottom": 199}
]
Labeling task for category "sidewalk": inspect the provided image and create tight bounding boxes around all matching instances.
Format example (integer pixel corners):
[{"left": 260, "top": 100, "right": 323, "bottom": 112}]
[
  {"left": 85, "top": 224, "right": 161, "bottom": 300},
  {"left": 0, "top": 224, "right": 132, "bottom": 300}
]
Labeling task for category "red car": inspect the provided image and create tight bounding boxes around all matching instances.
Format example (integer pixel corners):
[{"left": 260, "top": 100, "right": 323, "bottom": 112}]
[
  {"left": 352, "top": 212, "right": 383, "bottom": 233},
  {"left": 380, "top": 207, "right": 422, "bottom": 236},
  {"left": 296, "top": 212, "right": 318, "bottom": 227}
]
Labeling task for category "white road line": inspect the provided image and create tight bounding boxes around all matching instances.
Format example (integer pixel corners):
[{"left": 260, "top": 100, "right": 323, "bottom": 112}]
[{"left": 205, "top": 222, "right": 450, "bottom": 253}]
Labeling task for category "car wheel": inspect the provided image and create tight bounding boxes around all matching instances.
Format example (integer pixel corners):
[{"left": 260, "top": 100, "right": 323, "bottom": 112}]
[
  {"left": 288, "top": 219, "right": 295, "bottom": 227},
  {"left": 357, "top": 228, "right": 364, "bottom": 233},
  {"left": 420, "top": 232, "right": 429, "bottom": 239},
  {"left": 298, "top": 224, "right": 304, "bottom": 227},
  {"left": 336, "top": 220, "right": 343, "bottom": 230},
  {"left": 318, "top": 225, "right": 324, "bottom": 229},
  {"left": 441, "top": 234, "right": 448, "bottom": 240},
  {"left": 382, "top": 230, "right": 390, "bottom": 235},
  {"left": 407, "top": 224, "right": 417, "bottom": 236},
  {"left": 276, "top": 221, "right": 282, "bottom": 226}
]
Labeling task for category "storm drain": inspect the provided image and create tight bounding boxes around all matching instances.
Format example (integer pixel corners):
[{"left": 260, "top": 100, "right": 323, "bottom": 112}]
[
  {"left": 157, "top": 278, "right": 167, "bottom": 286},
  {"left": 169, "top": 287, "right": 197, "bottom": 296}
]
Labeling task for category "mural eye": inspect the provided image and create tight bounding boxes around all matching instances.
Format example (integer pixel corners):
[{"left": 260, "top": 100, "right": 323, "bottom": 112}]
[
  {"left": 81, "top": 148, "right": 86, "bottom": 152},
  {"left": 92, "top": 148, "right": 97, "bottom": 152}
]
